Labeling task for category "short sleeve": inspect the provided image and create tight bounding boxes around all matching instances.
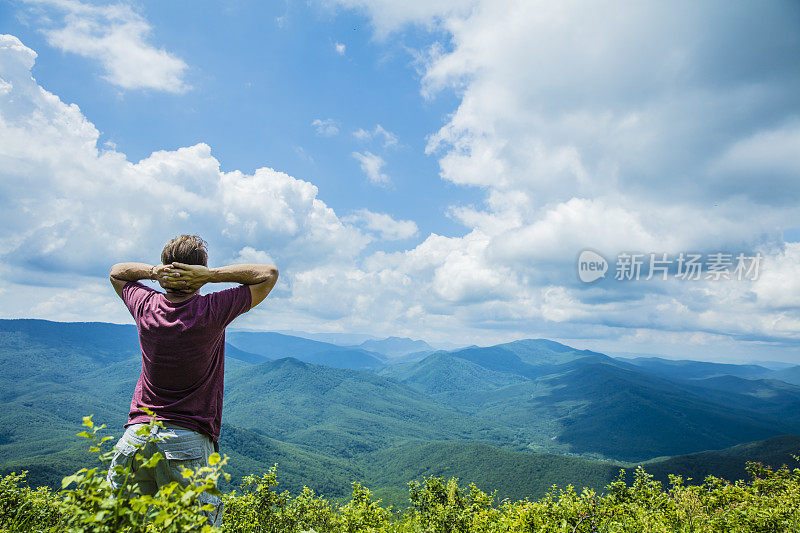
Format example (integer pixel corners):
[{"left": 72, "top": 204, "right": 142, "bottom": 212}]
[
  {"left": 122, "top": 281, "right": 156, "bottom": 321},
  {"left": 208, "top": 285, "right": 252, "bottom": 328}
]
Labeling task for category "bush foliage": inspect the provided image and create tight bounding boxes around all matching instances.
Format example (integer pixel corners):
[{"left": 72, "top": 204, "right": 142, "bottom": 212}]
[{"left": 2, "top": 417, "right": 800, "bottom": 532}]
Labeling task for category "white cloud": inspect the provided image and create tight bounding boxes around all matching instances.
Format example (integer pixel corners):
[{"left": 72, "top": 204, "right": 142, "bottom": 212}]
[
  {"left": 320, "top": 0, "right": 800, "bottom": 356},
  {"left": 22, "top": 0, "right": 188, "bottom": 93},
  {"left": 415, "top": 0, "right": 800, "bottom": 212},
  {"left": 232, "top": 246, "right": 276, "bottom": 265},
  {"left": 0, "top": 34, "right": 366, "bottom": 296},
  {"left": 353, "top": 124, "right": 398, "bottom": 147},
  {"left": 751, "top": 243, "right": 800, "bottom": 310},
  {"left": 330, "top": 0, "right": 476, "bottom": 37},
  {"left": 5, "top": 0, "right": 800, "bottom": 362},
  {"left": 0, "top": 32, "right": 525, "bottom": 346},
  {"left": 334, "top": 42, "right": 346, "bottom": 55},
  {"left": 344, "top": 209, "right": 418, "bottom": 240},
  {"left": 352, "top": 151, "right": 391, "bottom": 186},
  {"left": 311, "top": 118, "right": 340, "bottom": 136},
  {"left": 30, "top": 281, "right": 123, "bottom": 323}
]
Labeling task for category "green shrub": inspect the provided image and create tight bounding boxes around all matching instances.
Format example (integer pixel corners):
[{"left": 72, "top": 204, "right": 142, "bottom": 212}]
[
  {"left": 3, "top": 416, "right": 800, "bottom": 532},
  {"left": 222, "top": 465, "right": 295, "bottom": 532},
  {"left": 1, "top": 414, "right": 228, "bottom": 533},
  {"left": 337, "top": 482, "right": 392, "bottom": 532},
  {"left": 0, "top": 471, "right": 60, "bottom": 532},
  {"left": 221, "top": 468, "right": 390, "bottom": 532},
  {"left": 406, "top": 476, "right": 493, "bottom": 532}
]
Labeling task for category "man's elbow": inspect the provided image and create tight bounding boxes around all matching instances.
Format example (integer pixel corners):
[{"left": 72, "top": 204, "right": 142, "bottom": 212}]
[{"left": 262, "top": 266, "right": 278, "bottom": 287}]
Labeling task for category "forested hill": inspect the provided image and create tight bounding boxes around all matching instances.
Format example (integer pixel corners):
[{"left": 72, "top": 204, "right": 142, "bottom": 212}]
[{"left": 1, "top": 318, "right": 799, "bottom": 505}]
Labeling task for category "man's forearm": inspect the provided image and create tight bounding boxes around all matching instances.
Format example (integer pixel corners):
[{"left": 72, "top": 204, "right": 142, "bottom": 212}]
[
  {"left": 208, "top": 264, "right": 278, "bottom": 285},
  {"left": 110, "top": 262, "right": 155, "bottom": 281}
]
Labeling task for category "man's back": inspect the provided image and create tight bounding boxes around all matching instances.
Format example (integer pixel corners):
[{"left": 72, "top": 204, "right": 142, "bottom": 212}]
[
  {"left": 107, "top": 234, "right": 278, "bottom": 526},
  {"left": 122, "top": 281, "right": 251, "bottom": 441}
]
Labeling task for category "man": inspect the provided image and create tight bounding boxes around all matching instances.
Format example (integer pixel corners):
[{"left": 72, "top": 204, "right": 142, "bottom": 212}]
[{"left": 106, "top": 235, "right": 278, "bottom": 525}]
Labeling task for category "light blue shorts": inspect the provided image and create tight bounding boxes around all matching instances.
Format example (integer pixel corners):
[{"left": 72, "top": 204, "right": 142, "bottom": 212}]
[{"left": 106, "top": 423, "right": 222, "bottom": 525}]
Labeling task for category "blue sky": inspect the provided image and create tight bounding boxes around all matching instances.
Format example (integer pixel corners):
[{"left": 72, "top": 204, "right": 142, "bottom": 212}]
[
  {"left": 1, "top": 0, "right": 799, "bottom": 362},
  {"left": 4, "top": 0, "right": 476, "bottom": 246}
]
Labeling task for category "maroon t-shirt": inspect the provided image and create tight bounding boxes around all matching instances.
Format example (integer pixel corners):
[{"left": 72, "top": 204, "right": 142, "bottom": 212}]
[{"left": 121, "top": 281, "right": 251, "bottom": 441}]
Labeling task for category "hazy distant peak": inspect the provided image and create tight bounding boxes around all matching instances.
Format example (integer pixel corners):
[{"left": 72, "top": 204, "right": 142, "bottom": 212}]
[
  {"left": 358, "top": 336, "right": 434, "bottom": 357},
  {"left": 499, "top": 338, "right": 576, "bottom": 353}
]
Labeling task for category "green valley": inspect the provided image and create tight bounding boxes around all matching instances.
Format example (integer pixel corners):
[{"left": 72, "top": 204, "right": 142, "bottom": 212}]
[{"left": 2, "top": 318, "right": 799, "bottom": 507}]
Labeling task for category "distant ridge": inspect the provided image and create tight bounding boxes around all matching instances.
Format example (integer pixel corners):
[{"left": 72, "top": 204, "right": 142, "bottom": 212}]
[
  {"left": 268, "top": 330, "right": 378, "bottom": 346},
  {"left": 499, "top": 338, "right": 577, "bottom": 353},
  {"left": 0, "top": 318, "right": 139, "bottom": 363},
  {"left": 621, "top": 356, "right": 770, "bottom": 380},
  {"left": 358, "top": 337, "right": 434, "bottom": 357},
  {"left": 226, "top": 331, "right": 386, "bottom": 370},
  {"left": 387, "top": 340, "right": 800, "bottom": 461},
  {"left": 224, "top": 343, "right": 269, "bottom": 364}
]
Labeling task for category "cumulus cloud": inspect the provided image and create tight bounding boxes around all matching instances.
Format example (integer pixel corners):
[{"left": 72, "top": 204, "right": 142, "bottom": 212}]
[
  {"left": 334, "top": 42, "right": 346, "bottom": 55},
  {"left": 311, "top": 118, "right": 340, "bottom": 136},
  {"left": 322, "top": 0, "right": 800, "bottom": 355},
  {"left": 231, "top": 247, "right": 277, "bottom": 269},
  {"left": 21, "top": 0, "right": 189, "bottom": 93},
  {"left": 344, "top": 209, "right": 418, "bottom": 241},
  {"left": 4, "top": 0, "right": 800, "bottom": 361},
  {"left": 419, "top": 0, "right": 800, "bottom": 217},
  {"left": 352, "top": 151, "right": 391, "bottom": 186},
  {"left": 0, "top": 34, "right": 366, "bottom": 308},
  {"left": 0, "top": 30, "right": 520, "bottom": 345}
]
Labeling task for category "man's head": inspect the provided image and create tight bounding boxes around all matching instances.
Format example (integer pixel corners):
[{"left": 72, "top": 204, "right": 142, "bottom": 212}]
[{"left": 161, "top": 235, "right": 208, "bottom": 267}]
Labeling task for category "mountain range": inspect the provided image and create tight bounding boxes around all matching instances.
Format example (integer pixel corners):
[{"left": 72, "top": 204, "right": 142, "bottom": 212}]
[{"left": 1, "top": 318, "right": 799, "bottom": 506}]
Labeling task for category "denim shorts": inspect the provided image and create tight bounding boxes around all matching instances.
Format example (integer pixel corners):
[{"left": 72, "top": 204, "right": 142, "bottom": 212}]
[{"left": 106, "top": 423, "right": 222, "bottom": 526}]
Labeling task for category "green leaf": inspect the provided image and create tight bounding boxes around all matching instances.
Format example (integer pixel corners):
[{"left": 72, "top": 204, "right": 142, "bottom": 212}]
[
  {"left": 142, "top": 453, "right": 162, "bottom": 469},
  {"left": 82, "top": 415, "right": 94, "bottom": 428},
  {"left": 208, "top": 452, "right": 220, "bottom": 466}
]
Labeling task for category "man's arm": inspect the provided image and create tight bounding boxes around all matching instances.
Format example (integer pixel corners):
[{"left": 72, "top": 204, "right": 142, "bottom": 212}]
[
  {"left": 109, "top": 262, "right": 177, "bottom": 299},
  {"left": 169, "top": 263, "right": 279, "bottom": 310},
  {"left": 109, "top": 262, "right": 156, "bottom": 299}
]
